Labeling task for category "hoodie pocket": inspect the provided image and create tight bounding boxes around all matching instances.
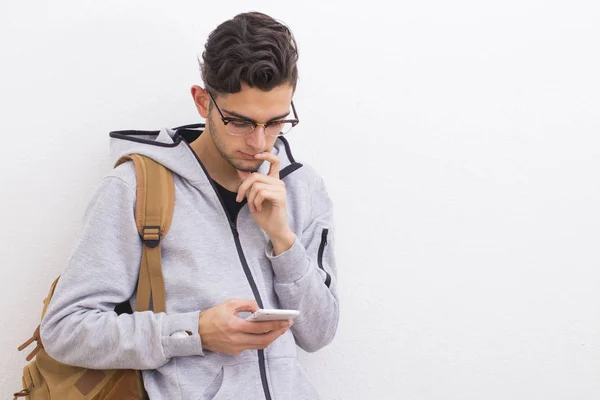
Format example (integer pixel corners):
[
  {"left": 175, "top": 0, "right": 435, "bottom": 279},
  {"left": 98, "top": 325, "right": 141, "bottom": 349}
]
[
  {"left": 318, "top": 229, "right": 332, "bottom": 288},
  {"left": 201, "top": 367, "right": 224, "bottom": 400},
  {"left": 266, "top": 358, "right": 321, "bottom": 400},
  {"left": 201, "top": 363, "right": 262, "bottom": 400}
]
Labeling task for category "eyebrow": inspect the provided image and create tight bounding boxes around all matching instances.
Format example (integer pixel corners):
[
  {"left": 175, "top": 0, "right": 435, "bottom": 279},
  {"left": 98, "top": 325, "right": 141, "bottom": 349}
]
[{"left": 221, "top": 108, "right": 291, "bottom": 122}]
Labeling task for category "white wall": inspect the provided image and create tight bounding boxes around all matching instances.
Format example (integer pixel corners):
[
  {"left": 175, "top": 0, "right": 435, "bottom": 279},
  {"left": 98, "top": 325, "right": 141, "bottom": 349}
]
[{"left": 2, "top": 1, "right": 599, "bottom": 399}]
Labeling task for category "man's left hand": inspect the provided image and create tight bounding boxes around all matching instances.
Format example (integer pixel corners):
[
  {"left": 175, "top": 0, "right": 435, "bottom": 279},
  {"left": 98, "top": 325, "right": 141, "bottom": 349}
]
[{"left": 236, "top": 152, "right": 295, "bottom": 254}]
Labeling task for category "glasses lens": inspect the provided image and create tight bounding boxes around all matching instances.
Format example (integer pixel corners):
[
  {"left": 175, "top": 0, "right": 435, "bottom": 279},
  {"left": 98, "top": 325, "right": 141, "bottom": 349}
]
[
  {"left": 266, "top": 121, "right": 294, "bottom": 137},
  {"left": 226, "top": 121, "right": 255, "bottom": 136}
]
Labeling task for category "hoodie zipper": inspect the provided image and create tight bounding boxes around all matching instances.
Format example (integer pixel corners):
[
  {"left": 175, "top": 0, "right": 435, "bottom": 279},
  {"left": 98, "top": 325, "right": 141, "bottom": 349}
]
[
  {"left": 186, "top": 153, "right": 272, "bottom": 399},
  {"left": 184, "top": 138, "right": 302, "bottom": 400},
  {"left": 229, "top": 215, "right": 272, "bottom": 400},
  {"left": 318, "top": 229, "right": 332, "bottom": 288},
  {"left": 199, "top": 184, "right": 271, "bottom": 400}
]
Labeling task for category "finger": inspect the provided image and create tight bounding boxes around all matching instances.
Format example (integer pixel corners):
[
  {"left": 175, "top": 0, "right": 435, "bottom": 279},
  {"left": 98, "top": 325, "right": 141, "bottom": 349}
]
[
  {"left": 237, "top": 174, "right": 282, "bottom": 203},
  {"left": 254, "top": 153, "right": 280, "bottom": 179},
  {"left": 253, "top": 190, "right": 284, "bottom": 213},
  {"left": 236, "top": 172, "right": 252, "bottom": 202},
  {"left": 248, "top": 181, "right": 284, "bottom": 202},
  {"left": 237, "top": 182, "right": 251, "bottom": 203},
  {"left": 237, "top": 173, "right": 262, "bottom": 203},
  {"left": 247, "top": 183, "right": 268, "bottom": 212},
  {"left": 238, "top": 319, "right": 292, "bottom": 334},
  {"left": 252, "top": 190, "right": 267, "bottom": 213},
  {"left": 226, "top": 299, "right": 259, "bottom": 314},
  {"left": 238, "top": 328, "right": 289, "bottom": 349}
]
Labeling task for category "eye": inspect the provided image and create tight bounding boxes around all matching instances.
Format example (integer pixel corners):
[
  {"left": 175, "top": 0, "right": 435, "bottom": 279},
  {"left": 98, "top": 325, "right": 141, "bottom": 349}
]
[
  {"left": 267, "top": 120, "right": 284, "bottom": 128},
  {"left": 230, "top": 120, "right": 254, "bottom": 128}
]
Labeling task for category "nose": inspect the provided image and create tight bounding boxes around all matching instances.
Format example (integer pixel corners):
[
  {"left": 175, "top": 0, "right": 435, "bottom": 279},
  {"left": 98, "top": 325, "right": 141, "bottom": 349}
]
[{"left": 245, "top": 125, "right": 266, "bottom": 151}]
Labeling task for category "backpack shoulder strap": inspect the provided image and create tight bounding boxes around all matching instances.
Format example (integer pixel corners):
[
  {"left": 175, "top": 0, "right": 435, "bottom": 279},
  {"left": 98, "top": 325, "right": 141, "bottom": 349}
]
[
  {"left": 41, "top": 276, "right": 61, "bottom": 319},
  {"left": 115, "top": 154, "right": 174, "bottom": 313}
]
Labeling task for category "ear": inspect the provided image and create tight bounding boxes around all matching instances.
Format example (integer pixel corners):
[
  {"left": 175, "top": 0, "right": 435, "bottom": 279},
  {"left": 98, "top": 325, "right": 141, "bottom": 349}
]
[{"left": 191, "top": 85, "right": 210, "bottom": 118}]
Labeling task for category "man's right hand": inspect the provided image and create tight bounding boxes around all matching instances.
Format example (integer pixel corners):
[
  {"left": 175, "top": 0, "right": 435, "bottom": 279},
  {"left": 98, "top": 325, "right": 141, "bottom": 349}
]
[{"left": 198, "top": 299, "right": 293, "bottom": 355}]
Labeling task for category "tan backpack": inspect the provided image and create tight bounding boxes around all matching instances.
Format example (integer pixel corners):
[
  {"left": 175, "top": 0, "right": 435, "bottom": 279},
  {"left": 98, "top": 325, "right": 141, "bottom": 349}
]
[{"left": 13, "top": 154, "right": 175, "bottom": 400}]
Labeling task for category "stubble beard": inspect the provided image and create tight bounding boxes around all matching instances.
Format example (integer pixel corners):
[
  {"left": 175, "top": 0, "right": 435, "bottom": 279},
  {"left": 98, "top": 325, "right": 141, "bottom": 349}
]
[{"left": 207, "top": 113, "right": 261, "bottom": 173}]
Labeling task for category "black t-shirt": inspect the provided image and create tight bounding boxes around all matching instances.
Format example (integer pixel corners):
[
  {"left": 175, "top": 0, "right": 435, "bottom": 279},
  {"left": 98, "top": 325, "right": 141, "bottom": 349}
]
[{"left": 214, "top": 181, "right": 246, "bottom": 221}]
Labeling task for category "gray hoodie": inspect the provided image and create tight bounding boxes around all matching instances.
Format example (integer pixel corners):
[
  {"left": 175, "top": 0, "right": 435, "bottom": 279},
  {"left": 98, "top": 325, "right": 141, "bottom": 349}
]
[{"left": 39, "top": 124, "right": 339, "bottom": 400}]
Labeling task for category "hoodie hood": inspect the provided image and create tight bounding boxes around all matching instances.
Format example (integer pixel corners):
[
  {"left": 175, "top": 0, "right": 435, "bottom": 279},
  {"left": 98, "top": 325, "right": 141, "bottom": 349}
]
[{"left": 109, "top": 123, "right": 301, "bottom": 190}]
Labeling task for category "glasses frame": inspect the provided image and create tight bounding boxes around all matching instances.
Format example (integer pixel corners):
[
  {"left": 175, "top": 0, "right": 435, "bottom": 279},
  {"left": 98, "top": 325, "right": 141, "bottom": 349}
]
[{"left": 208, "top": 91, "right": 300, "bottom": 137}]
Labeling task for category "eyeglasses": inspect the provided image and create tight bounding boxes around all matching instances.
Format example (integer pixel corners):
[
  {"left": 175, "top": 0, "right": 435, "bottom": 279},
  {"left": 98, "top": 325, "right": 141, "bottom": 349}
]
[{"left": 208, "top": 91, "right": 299, "bottom": 137}]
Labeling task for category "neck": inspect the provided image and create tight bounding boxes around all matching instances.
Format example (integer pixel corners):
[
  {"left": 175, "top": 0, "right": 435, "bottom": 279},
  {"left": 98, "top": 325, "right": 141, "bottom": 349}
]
[{"left": 191, "top": 130, "right": 242, "bottom": 191}]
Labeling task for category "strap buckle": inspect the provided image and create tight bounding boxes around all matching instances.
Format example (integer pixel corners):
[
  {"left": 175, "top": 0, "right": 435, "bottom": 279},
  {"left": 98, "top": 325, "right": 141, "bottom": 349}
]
[{"left": 141, "top": 226, "right": 161, "bottom": 248}]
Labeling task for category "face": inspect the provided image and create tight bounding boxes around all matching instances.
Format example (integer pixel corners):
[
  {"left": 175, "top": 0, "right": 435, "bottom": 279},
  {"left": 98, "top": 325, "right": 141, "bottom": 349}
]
[{"left": 194, "top": 83, "right": 294, "bottom": 173}]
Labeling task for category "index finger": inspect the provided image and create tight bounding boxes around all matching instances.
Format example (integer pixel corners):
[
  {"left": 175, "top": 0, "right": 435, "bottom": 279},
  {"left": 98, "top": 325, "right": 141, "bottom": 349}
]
[
  {"left": 237, "top": 319, "right": 292, "bottom": 334},
  {"left": 254, "top": 152, "right": 280, "bottom": 178}
]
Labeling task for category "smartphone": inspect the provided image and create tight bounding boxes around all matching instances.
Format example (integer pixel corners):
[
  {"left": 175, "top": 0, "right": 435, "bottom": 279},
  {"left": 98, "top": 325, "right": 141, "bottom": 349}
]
[{"left": 245, "top": 309, "right": 300, "bottom": 322}]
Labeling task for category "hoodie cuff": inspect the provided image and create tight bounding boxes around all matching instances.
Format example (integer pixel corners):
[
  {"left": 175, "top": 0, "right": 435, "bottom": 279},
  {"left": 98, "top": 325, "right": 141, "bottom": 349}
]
[
  {"left": 266, "top": 238, "right": 310, "bottom": 283},
  {"left": 161, "top": 311, "right": 204, "bottom": 358}
]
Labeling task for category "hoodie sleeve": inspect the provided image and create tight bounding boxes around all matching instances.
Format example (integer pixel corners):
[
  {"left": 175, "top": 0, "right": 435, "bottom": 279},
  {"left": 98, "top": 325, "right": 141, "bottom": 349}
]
[
  {"left": 40, "top": 175, "right": 204, "bottom": 370},
  {"left": 266, "top": 175, "right": 339, "bottom": 352}
]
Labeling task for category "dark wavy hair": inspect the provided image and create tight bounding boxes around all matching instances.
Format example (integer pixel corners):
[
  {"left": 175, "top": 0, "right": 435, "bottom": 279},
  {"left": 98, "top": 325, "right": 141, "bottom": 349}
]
[{"left": 200, "top": 12, "right": 299, "bottom": 96}]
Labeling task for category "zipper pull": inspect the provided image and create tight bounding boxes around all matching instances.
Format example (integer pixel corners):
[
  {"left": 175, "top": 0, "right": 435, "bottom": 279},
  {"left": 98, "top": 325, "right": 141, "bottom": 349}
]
[{"left": 321, "top": 229, "right": 329, "bottom": 246}]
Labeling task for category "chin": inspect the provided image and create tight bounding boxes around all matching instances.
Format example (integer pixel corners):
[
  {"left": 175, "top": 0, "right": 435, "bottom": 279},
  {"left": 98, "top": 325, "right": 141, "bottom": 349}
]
[{"left": 229, "top": 159, "right": 262, "bottom": 173}]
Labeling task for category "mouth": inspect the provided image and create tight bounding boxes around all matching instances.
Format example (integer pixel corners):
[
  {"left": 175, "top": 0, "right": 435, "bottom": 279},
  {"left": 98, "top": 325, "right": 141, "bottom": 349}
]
[{"left": 238, "top": 151, "right": 261, "bottom": 159}]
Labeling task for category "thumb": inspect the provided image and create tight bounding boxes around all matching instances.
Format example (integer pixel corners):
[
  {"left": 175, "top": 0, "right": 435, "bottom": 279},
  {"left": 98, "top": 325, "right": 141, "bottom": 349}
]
[{"left": 227, "top": 299, "right": 259, "bottom": 313}]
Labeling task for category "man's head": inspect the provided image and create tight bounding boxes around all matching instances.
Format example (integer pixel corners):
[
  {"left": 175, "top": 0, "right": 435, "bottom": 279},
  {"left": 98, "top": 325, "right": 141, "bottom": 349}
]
[
  {"left": 191, "top": 12, "right": 299, "bottom": 173},
  {"left": 201, "top": 11, "right": 298, "bottom": 94}
]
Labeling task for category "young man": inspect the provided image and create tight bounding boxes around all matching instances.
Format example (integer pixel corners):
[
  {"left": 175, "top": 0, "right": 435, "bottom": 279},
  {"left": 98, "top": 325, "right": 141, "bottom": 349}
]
[{"left": 40, "top": 11, "right": 339, "bottom": 399}]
